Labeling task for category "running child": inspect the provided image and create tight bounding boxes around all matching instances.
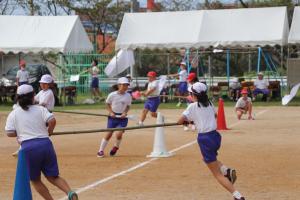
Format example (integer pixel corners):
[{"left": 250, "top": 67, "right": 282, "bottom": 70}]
[
  {"left": 97, "top": 77, "right": 132, "bottom": 157},
  {"left": 235, "top": 89, "right": 254, "bottom": 120},
  {"left": 5, "top": 84, "right": 78, "bottom": 200},
  {"left": 177, "top": 82, "right": 245, "bottom": 200},
  {"left": 168, "top": 61, "right": 188, "bottom": 107},
  {"left": 35, "top": 74, "right": 55, "bottom": 112},
  {"left": 138, "top": 71, "right": 160, "bottom": 126}
]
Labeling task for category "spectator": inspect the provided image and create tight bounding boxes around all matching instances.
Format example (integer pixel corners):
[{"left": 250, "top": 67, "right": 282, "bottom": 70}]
[
  {"left": 126, "top": 74, "right": 134, "bottom": 94},
  {"left": 253, "top": 72, "right": 270, "bottom": 101},
  {"left": 16, "top": 60, "right": 29, "bottom": 86},
  {"left": 229, "top": 77, "right": 241, "bottom": 101}
]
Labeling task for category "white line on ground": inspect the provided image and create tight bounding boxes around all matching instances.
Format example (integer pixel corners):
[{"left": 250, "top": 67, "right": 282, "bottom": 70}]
[{"left": 58, "top": 109, "right": 268, "bottom": 200}]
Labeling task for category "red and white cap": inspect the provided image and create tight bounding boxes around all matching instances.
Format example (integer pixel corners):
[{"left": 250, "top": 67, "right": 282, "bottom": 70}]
[
  {"left": 147, "top": 71, "right": 157, "bottom": 77},
  {"left": 39, "top": 74, "right": 53, "bottom": 83},
  {"left": 17, "top": 84, "right": 33, "bottom": 95},
  {"left": 180, "top": 61, "right": 186, "bottom": 66},
  {"left": 117, "top": 77, "right": 130, "bottom": 85},
  {"left": 191, "top": 82, "right": 207, "bottom": 93}
]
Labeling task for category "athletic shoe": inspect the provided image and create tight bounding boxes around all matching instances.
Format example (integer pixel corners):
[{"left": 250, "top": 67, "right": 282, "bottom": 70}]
[
  {"left": 225, "top": 168, "right": 237, "bottom": 184},
  {"left": 68, "top": 191, "right": 78, "bottom": 200},
  {"left": 110, "top": 146, "right": 119, "bottom": 156},
  {"left": 12, "top": 150, "right": 19, "bottom": 157},
  {"left": 97, "top": 151, "right": 104, "bottom": 158},
  {"left": 191, "top": 125, "right": 196, "bottom": 131},
  {"left": 176, "top": 102, "right": 182, "bottom": 107},
  {"left": 137, "top": 121, "right": 144, "bottom": 126},
  {"left": 234, "top": 197, "right": 245, "bottom": 200},
  {"left": 183, "top": 126, "right": 189, "bottom": 131}
]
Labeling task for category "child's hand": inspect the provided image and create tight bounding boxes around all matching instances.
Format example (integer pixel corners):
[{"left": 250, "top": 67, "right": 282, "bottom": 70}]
[
  {"left": 109, "top": 112, "right": 116, "bottom": 118},
  {"left": 121, "top": 113, "right": 127, "bottom": 118},
  {"left": 248, "top": 115, "right": 254, "bottom": 120}
]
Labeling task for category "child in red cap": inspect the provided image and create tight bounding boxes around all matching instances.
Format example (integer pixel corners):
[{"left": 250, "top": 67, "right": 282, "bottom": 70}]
[
  {"left": 235, "top": 89, "right": 254, "bottom": 120},
  {"left": 138, "top": 71, "right": 160, "bottom": 125}
]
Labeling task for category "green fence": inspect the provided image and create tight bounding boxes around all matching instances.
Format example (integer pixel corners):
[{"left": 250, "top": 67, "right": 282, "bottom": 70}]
[{"left": 56, "top": 53, "right": 114, "bottom": 95}]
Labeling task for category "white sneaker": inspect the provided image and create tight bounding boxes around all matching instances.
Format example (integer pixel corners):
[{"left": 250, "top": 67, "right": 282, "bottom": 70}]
[
  {"left": 191, "top": 125, "right": 196, "bottom": 130},
  {"left": 176, "top": 102, "right": 182, "bottom": 107},
  {"left": 183, "top": 126, "right": 189, "bottom": 131},
  {"left": 137, "top": 121, "right": 144, "bottom": 126}
]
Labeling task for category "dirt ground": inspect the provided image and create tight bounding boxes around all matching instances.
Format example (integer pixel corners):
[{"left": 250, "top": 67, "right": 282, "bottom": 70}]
[{"left": 1, "top": 106, "right": 300, "bottom": 200}]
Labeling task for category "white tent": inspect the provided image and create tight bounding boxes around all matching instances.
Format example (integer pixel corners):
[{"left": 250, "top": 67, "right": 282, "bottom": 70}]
[
  {"left": 288, "top": 7, "right": 300, "bottom": 44},
  {"left": 116, "top": 7, "right": 289, "bottom": 50},
  {"left": 0, "top": 15, "right": 93, "bottom": 54}
]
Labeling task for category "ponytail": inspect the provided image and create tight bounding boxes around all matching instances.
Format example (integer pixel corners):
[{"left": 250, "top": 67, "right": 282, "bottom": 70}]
[
  {"left": 17, "top": 92, "right": 34, "bottom": 110},
  {"left": 191, "top": 89, "right": 211, "bottom": 108}
]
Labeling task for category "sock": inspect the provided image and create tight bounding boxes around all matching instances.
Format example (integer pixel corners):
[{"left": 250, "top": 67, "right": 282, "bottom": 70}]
[
  {"left": 232, "top": 191, "right": 243, "bottom": 199},
  {"left": 99, "top": 139, "right": 108, "bottom": 152},
  {"left": 220, "top": 165, "right": 229, "bottom": 176},
  {"left": 138, "top": 121, "right": 144, "bottom": 125},
  {"left": 114, "top": 139, "right": 122, "bottom": 148}
]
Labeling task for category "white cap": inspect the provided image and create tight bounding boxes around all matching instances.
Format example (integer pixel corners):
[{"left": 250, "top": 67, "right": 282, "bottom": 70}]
[
  {"left": 191, "top": 82, "right": 207, "bottom": 93},
  {"left": 180, "top": 61, "right": 186, "bottom": 66},
  {"left": 257, "top": 72, "right": 264, "bottom": 76},
  {"left": 17, "top": 84, "right": 33, "bottom": 95},
  {"left": 232, "top": 77, "right": 239, "bottom": 82},
  {"left": 117, "top": 77, "right": 129, "bottom": 85},
  {"left": 39, "top": 74, "right": 53, "bottom": 83},
  {"left": 126, "top": 74, "right": 131, "bottom": 78}
]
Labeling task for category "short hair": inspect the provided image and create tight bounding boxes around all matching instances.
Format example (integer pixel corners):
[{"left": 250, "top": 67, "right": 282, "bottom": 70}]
[{"left": 93, "top": 59, "right": 98, "bottom": 66}]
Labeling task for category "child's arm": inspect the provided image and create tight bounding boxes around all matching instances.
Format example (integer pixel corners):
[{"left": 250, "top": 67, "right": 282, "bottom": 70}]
[
  {"left": 106, "top": 103, "right": 115, "bottom": 117},
  {"left": 143, "top": 88, "right": 156, "bottom": 97},
  {"left": 48, "top": 118, "right": 56, "bottom": 136},
  {"left": 177, "top": 115, "right": 189, "bottom": 125},
  {"left": 121, "top": 105, "right": 130, "bottom": 118}
]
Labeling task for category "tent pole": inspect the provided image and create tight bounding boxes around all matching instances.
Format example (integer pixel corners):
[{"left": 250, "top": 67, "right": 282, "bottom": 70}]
[
  {"left": 257, "top": 47, "right": 262, "bottom": 73},
  {"left": 280, "top": 46, "right": 284, "bottom": 75},
  {"left": 226, "top": 49, "right": 230, "bottom": 83},
  {"left": 248, "top": 50, "right": 251, "bottom": 72},
  {"left": 167, "top": 53, "right": 170, "bottom": 75}
]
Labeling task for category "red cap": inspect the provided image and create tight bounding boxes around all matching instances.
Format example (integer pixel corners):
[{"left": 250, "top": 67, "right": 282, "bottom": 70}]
[
  {"left": 147, "top": 71, "right": 157, "bottom": 77},
  {"left": 19, "top": 60, "right": 26, "bottom": 66},
  {"left": 241, "top": 89, "right": 248, "bottom": 94},
  {"left": 187, "top": 73, "right": 196, "bottom": 81}
]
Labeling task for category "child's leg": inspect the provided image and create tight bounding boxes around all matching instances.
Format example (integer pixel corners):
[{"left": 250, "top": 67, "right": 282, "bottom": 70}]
[
  {"left": 206, "top": 161, "right": 235, "bottom": 193},
  {"left": 99, "top": 131, "right": 113, "bottom": 152},
  {"left": 46, "top": 176, "right": 78, "bottom": 200},
  {"left": 236, "top": 109, "right": 243, "bottom": 120},
  {"left": 32, "top": 176, "right": 53, "bottom": 200},
  {"left": 139, "top": 109, "right": 149, "bottom": 123},
  {"left": 150, "top": 111, "right": 157, "bottom": 118},
  {"left": 114, "top": 131, "right": 124, "bottom": 148}
]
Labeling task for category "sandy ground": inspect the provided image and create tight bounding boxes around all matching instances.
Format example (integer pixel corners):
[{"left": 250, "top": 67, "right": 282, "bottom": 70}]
[{"left": 1, "top": 106, "right": 300, "bottom": 200}]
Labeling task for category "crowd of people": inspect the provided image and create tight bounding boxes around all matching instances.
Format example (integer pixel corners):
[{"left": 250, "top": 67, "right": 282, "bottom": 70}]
[{"left": 5, "top": 59, "right": 275, "bottom": 200}]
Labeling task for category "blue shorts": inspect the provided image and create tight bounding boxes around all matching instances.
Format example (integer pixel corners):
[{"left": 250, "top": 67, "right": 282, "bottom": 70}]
[
  {"left": 178, "top": 82, "right": 188, "bottom": 94},
  {"left": 19, "top": 81, "right": 29, "bottom": 86},
  {"left": 107, "top": 116, "right": 128, "bottom": 129},
  {"left": 21, "top": 138, "right": 59, "bottom": 181},
  {"left": 91, "top": 77, "right": 99, "bottom": 88},
  {"left": 144, "top": 96, "right": 160, "bottom": 112},
  {"left": 197, "top": 130, "right": 221, "bottom": 164}
]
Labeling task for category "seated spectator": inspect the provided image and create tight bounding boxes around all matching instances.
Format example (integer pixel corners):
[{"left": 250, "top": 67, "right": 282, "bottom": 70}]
[
  {"left": 235, "top": 89, "right": 254, "bottom": 120},
  {"left": 253, "top": 72, "right": 270, "bottom": 101},
  {"left": 229, "top": 77, "right": 241, "bottom": 101}
]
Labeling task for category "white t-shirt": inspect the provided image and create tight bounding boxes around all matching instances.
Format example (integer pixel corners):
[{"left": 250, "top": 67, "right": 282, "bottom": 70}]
[
  {"left": 179, "top": 70, "right": 188, "bottom": 82},
  {"left": 5, "top": 105, "right": 54, "bottom": 143},
  {"left": 106, "top": 91, "right": 132, "bottom": 114},
  {"left": 16, "top": 69, "right": 29, "bottom": 82},
  {"left": 254, "top": 79, "right": 269, "bottom": 89},
  {"left": 147, "top": 80, "right": 160, "bottom": 97},
  {"left": 235, "top": 97, "right": 252, "bottom": 108},
  {"left": 35, "top": 89, "right": 55, "bottom": 111},
  {"left": 229, "top": 81, "right": 241, "bottom": 90},
  {"left": 182, "top": 102, "right": 217, "bottom": 133},
  {"left": 91, "top": 66, "right": 99, "bottom": 78}
]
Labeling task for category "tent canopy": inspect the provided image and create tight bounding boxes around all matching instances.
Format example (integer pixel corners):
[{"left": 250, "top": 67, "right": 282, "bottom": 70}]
[
  {"left": 288, "top": 7, "right": 300, "bottom": 44},
  {"left": 116, "top": 7, "right": 289, "bottom": 50},
  {"left": 0, "top": 15, "right": 93, "bottom": 54}
]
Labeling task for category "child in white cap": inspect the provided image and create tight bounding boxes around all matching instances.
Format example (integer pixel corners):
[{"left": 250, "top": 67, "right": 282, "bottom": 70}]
[
  {"left": 97, "top": 77, "right": 132, "bottom": 157},
  {"left": 5, "top": 84, "right": 78, "bottom": 200},
  {"left": 35, "top": 74, "right": 55, "bottom": 111},
  {"left": 177, "top": 82, "right": 245, "bottom": 200}
]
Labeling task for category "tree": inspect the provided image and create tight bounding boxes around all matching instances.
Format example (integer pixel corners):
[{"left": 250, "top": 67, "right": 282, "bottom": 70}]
[
  {"left": 0, "top": 0, "right": 17, "bottom": 15},
  {"left": 59, "top": 0, "right": 129, "bottom": 53},
  {"left": 17, "top": 0, "right": 72, "bottom": 15}
]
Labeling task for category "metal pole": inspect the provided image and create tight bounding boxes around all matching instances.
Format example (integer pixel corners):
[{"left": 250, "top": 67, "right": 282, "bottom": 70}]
[
  {"left": 167, "top": 53, "right": 170, "bottom": 75},
  {"left": 248, "top": 51, "right": 251, "bottom": 72}
]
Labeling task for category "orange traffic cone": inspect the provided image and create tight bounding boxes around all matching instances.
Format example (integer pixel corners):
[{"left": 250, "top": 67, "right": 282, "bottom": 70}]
[{"left": 217, "top": 98, "right": 228, "bottom": 130}]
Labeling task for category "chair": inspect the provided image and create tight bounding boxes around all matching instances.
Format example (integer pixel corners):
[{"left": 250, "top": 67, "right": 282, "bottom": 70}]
[
  {"left": 217, "top": 82, "right": 229, "bottom": 98},
  {"left": 268, "top": 81, "right": 281, "bottom": 99},
  {"left": 61, "top": 86, "right": 77, "bottom": 105}
]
